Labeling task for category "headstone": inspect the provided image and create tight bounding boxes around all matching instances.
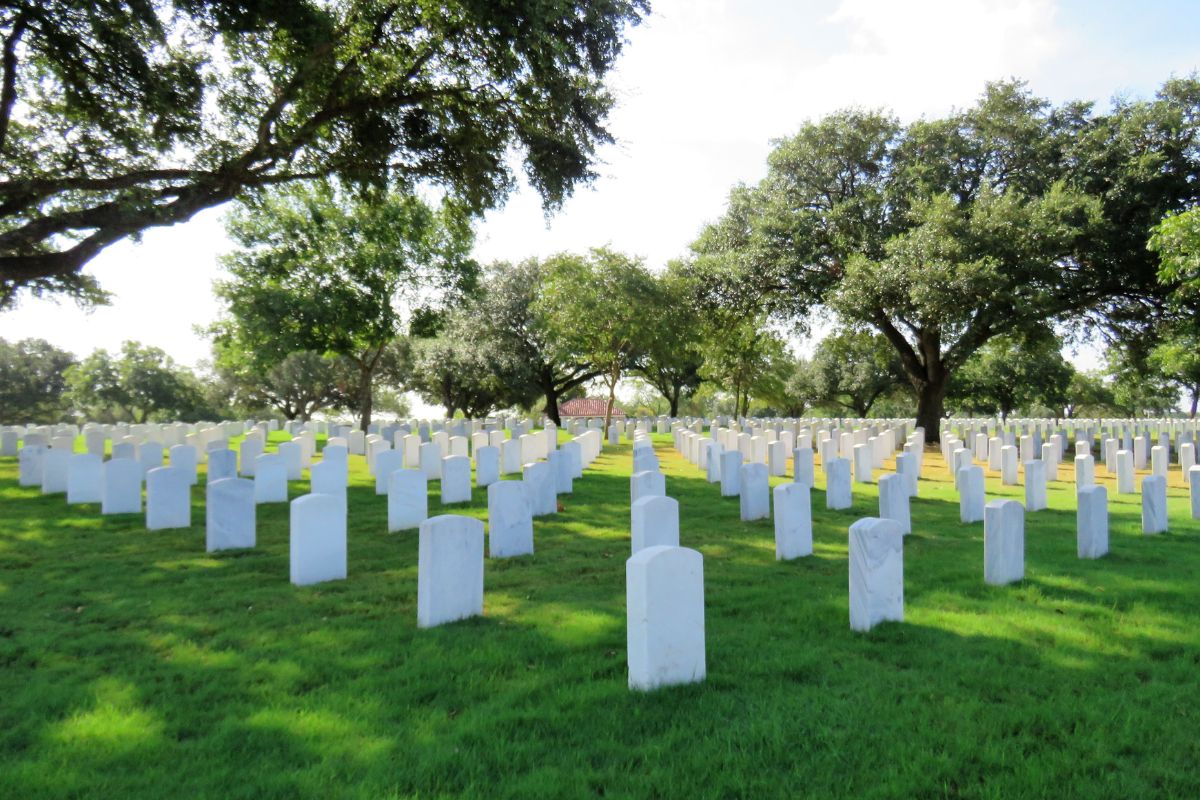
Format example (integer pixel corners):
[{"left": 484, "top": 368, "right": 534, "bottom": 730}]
[
  {"left": 631, "top": 469, "right": 666, "bottom": 504},
  {"left": 208, "top": 449, "right": 238, "bottom": 483},
  {"left": 1181, "top": 442, "right": 1196, "bottom": 474},
  {"left": 549, "top": 449, "right": 572, "bottom": 495},
  {"left": 18, "top": 444, "right": 45, "bottom": 487},
  {"left": 958, "top": 465, "right": 984, "bottom": 523},
  {"left": 848, "top": 517, "right": 904, "bottom": 632},
  {"left": 169, "top": 444, "right": 198, "bottom": 485},
  {"left": 1024, "top": 460, "right": 1047, "bottom": 512},
  {"left": 500, "top": 439, "right": 522, "bottom": 476},
  {"left": 631, "top": 495, "right": 680, "bottom": 554},
  {"left": 895, "top": 451, "right": 918, "bottom": 498},
  {"left": 1151, "top": 445, "right": 1169, "bottom": 478},
  {"left": 793, "top": 447, "right": 814, "bottom": 488},
  {"left": 40, "top": 448, "right": 69, "bottom": 494},
  {"left": 523, "top": 461, "right": 556, "bottom": 516},
  {"left": 1141, "top": 475, "right": 1168, "bottom": 534},
  {"left": 720, "top": 450, "right": 742, "bottom": 497},
  {"left": 146, "top": 466, "right": 191, "bottom": 530},
  {"left": 878, "top": 473, "right": 911, "bottom": 535},
  {"left": 773, "top": 483, "right": 812, "bottom": 560},
  {"left": 417, "top": 515, "right": 485, "bottom": 627},
  {"left": 487, "top": 481, "right": 533, "bottom": 557},
  {"left": 310, "top": 458, "right": 347, "bottom": 505},
  {"left": 138, "top": 442, "right": 164, "bottom": 476},
  {"left": 739, "top": 462, "right": 770, "bottom": 522},
  {"left": 239, "top": 438, "right": 264, "bottom": 477},
  {"left": 984, "top": 499, "right": 1024, "bottom": 585},
  {"left": 388, "top": 469, "right": 428, "bottom": 532},
  {"left": 66, "top": 453, "right": 103, "bottom": 504},
  {"left": 475, "top": 445, "right": 500, "bottom": 488},
  {"left": 441, "top": 455, "right": 472, "bottom": 504},
  {"left": 418, "top": 442, "right": 442, "bottom": 481},
  {"left": 626, "top": 546, "right": 705, "bottom": 691},
  {"left": 561, "top": 440, "right": 583, "bottom": 479},
  {"left": 1075, "top": 454, "right": 1094, "bottom": 488},
  {"left": 254, "top": 453, "right": 288, "bottom": 504},
  {"left": 206, "top": 477, "right": 256, "bottom": 551},
  {"left": 1077, "top": 485, "right": 1109, "bottom": 559},
  {"left": 1191, "top": 465, "right": 1200, "bottom": 521},
  {"left": 1115, "top": 449, "right": 1135, "bottom": 494},
  {"left": 374, "top": 449, "right": 404, "bottom": 495},
  {"left": 101, "top": 458, "right": 141, "bottom": 514},
  {"left": 826, "top": 457, "right": 852, "bottom": 510},
  {"left": 852, "top": 443, "right": 873, "bottom": 484},
  {"left": 289, "top": 493, "right": 347, "bottom": 585},
  {"left": 1000, "top": 446, "right": 1018, "bottom": 485}
]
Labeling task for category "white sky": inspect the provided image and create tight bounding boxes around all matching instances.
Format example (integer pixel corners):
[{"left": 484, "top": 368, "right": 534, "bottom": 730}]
[{"left": 2, "top": 0, "right": 1198, "bottom": 414}]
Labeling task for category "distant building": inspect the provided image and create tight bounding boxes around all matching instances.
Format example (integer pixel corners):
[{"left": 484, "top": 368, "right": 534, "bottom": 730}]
[{"left": 558, "top": 397, "right": 626, "bottom": 419}]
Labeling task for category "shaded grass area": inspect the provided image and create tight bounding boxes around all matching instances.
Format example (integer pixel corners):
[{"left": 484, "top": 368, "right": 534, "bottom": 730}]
[{"left": 1, "top": 431, "right": 1200, "bottom": 798}]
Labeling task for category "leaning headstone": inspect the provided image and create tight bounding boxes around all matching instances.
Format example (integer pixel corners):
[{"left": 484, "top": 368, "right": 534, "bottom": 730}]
[
  {"left": 206, "top": 477, "right": 256, "bottom": 552},
  {"left": 101, "top": 458, "right": 141, "bottom": 514},
  {"left": 441, "top": 455, "right": 472, "bottom": 504},
  {"left": 626, "top": 545, "right": 705, "bottom": 691},
  {"left": 289, "top": 493, "right": 347, "bottom": 585},
  {"left": 878, "top": 473, "right": 910, "bottom": 534},
  {"left": 417, "top": 515, "right": 485, "bottom": 628},
  {"left": 631, "top": 495, "right": 680, "bottom": 554},
  {"left": 388, "top": 469, "right": 428, "bottom": 532},
  {"left": 66, "top": 453, "right": 103, "bottom": 505},
  {"left": 984, "top": 499, "right": 1024, "bottom": 585},
  {"left": 487, "top": 480, "right": 533, "bottom": 557},
  {"left": 773, "top": 483, "right": 812, "bottom": 560},
  {"left": 254, "top": 453, "right": 288, "bottom": 504},
  {"left": 739, "top": 462, "right": 770, "bottom": 522},
  {"left": 1077, "top": 485, "right": 1109, "bottom": 559},
  {"left": 146, "top": 466, "right": 191, "bottom": 530},
  {"left": 1141, "top": 475, "right": 1168, "bottom": 535},
  {"left": 848, "top": 517, "right": 904, "bottom": 632},
  {"left": 826, "top": 457, "right": 852, "bottom": 510}
]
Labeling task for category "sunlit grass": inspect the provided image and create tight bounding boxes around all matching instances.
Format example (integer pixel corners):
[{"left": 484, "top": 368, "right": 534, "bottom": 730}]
[{"left": 0, "top": 429, "right": 1199, "bottom": 797}]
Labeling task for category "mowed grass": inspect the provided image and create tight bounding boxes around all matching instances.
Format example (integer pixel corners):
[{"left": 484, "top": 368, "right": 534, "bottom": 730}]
[{"left": 2, "top": 430, "right": 1200, "bottom": 799}]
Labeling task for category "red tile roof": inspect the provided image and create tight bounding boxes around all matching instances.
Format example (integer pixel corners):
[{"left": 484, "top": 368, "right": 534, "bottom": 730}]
[{"left": 558, "top": 398, "right": 626, "bottom": 418}]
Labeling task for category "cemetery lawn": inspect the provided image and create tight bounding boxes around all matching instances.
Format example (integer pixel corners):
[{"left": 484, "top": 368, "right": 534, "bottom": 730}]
[{"left": 3, "top": 433, "right": 1200, "bottom": 799}]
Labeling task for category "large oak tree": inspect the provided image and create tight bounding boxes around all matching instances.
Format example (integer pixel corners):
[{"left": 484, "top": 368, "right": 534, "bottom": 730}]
[{"left": 0, "top": 0, "right": 648, "bottom": 307}]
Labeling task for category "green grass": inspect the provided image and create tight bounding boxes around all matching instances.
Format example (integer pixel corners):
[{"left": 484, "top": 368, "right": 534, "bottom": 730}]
[{"left": 2, "top": 430, "right": 1200, "bottom": 798}]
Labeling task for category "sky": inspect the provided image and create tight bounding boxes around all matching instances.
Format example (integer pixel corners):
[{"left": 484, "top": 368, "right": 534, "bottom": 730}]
[{"left": 2, "top": 0, "right": 1199, "bottom": 414}]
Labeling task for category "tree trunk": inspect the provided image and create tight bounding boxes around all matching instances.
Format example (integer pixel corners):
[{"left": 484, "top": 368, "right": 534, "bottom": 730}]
[
  {"left": 603, "top": 367, "right": 619, "bottom": 431},
  {"left": 668, "top": 386, "right": 680, "bottom": 418},
  {"left": 915, "top": 376, "right": 948, "bottom": 443},
  {"left": 1190, "top": 386, "right": 1199, "bottom": 419},
  {"left": 542, "top": 381, "right": 562, "bottom": 426},
  {"left": 357, "top": 365, "right": 373, "bottom": 432}
]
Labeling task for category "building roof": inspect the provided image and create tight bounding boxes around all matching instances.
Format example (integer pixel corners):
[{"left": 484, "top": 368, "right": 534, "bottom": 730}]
[{"left": 559, "top": 398, "right": 626, "bottom": 418}]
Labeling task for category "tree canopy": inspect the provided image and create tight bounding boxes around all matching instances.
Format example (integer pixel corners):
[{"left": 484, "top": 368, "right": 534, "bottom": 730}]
[
  {"left": 0, "top": 337, "right": 75, "bottom": 422},
  {"left": 689, "top": 79, "right": 1200, "bottom": 439},
  {"left": 211, "top": 181, "right": 476, "bottom": 430},
  {"left": 0, "top": 0, "right": 648, "bottom": 308}
]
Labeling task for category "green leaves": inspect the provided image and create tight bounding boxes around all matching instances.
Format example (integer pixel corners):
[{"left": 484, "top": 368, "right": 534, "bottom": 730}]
[{"left": 1151, "top": 206, "right": 1200, "bottom": 299}]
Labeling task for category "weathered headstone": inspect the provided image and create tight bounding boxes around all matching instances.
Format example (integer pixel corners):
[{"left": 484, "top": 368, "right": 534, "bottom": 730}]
[
  {"left": 848, "top": 517, "right": 904, "bottom": 632},
  {"left": 206, "top": 477, "right": 255, "bottom": 551},
  {"left": 1141, "top": 475, "right": 1168, "bottom": 534},
  {"left": 146, "top": 466, "right": 191, "bottom": 530},
  {"left": 487, "top": 481, "right": 533, "bottom": 557},
  {"left": 388, "top": 469, "right": 428, "bottom": 532},
  {"left": 773, "top": 483, "right": 812, "bottom": 560},
  {"left": 984, "top": 499, "right": 1024, "bottom": 585},
  {"left": 738, "top": 462, "right": 770, "bottom": 522},
  {"left": 417, "top": 515, "right": 485, "bottom": 627},
  {"left": 626, "top": 545, "right": 705, "bottom": 691}
]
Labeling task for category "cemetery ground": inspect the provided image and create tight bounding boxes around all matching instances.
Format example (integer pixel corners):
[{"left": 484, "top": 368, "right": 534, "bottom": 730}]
[{"left": 2, "top": 432, "right": 1199, "bottom": 798}]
